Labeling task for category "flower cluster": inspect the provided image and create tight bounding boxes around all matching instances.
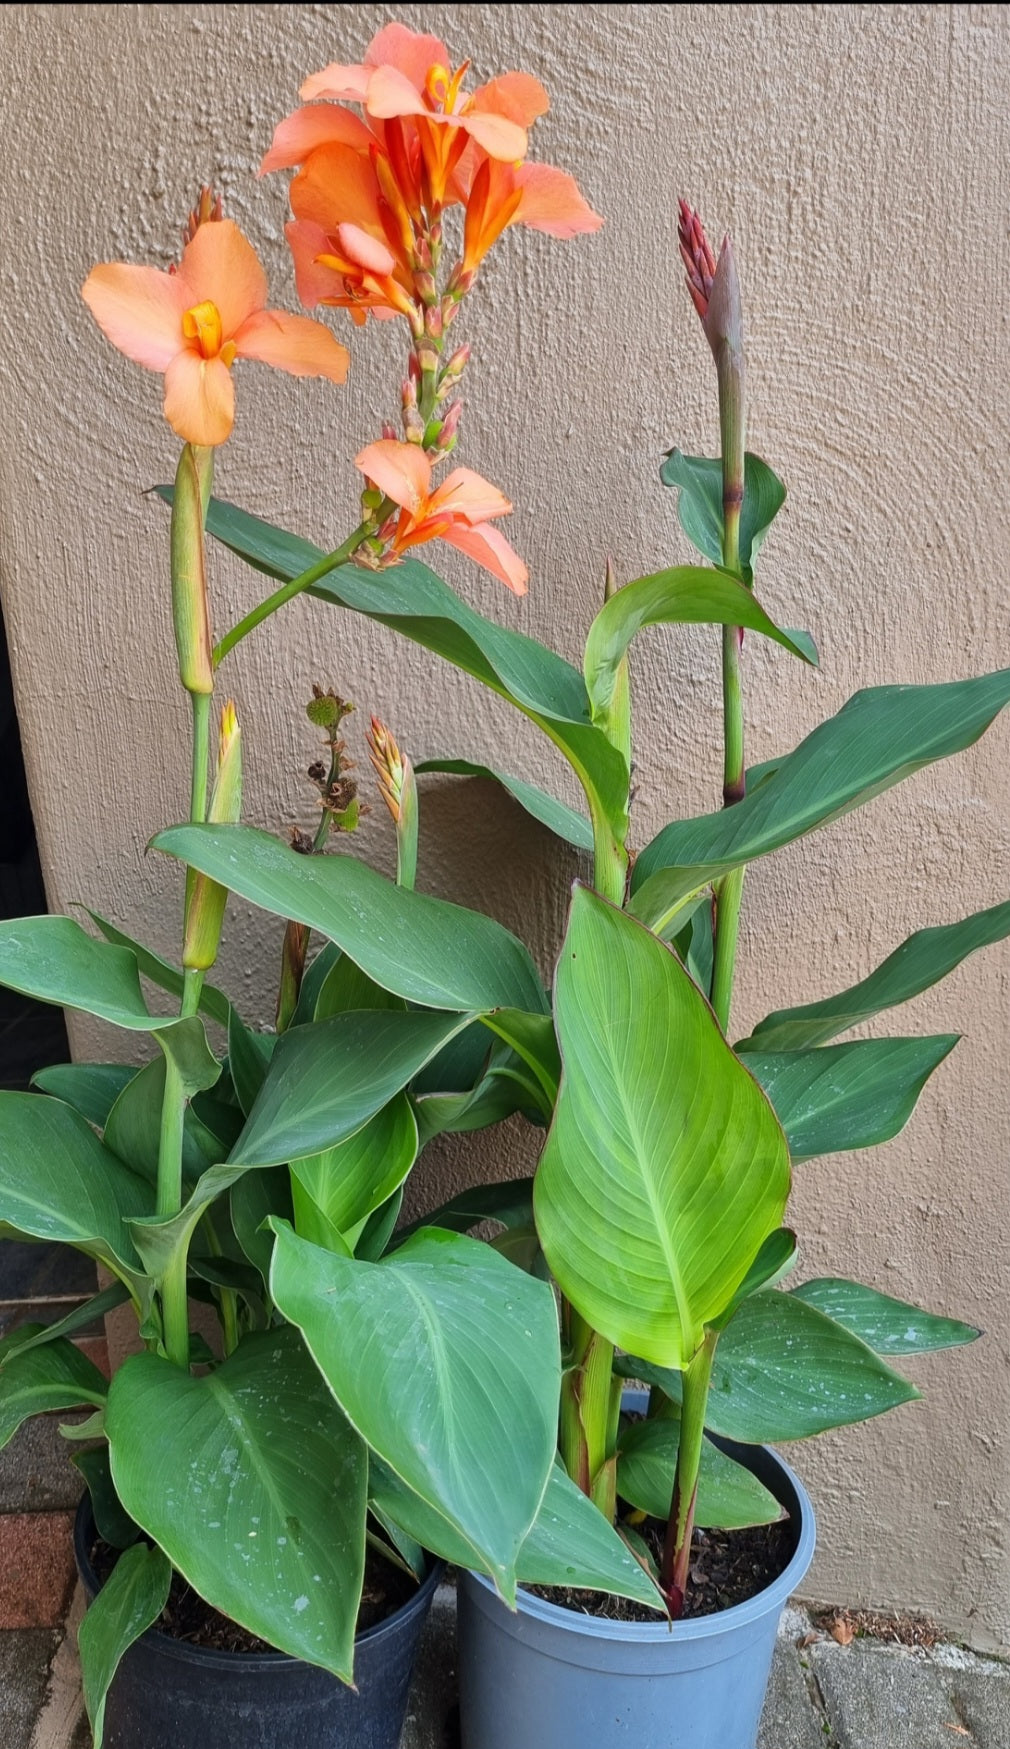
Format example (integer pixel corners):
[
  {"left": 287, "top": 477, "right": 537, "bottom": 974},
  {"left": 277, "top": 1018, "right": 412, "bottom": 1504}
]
[{"left": 82, "top": 21, "right": 601, "bottom": 590}]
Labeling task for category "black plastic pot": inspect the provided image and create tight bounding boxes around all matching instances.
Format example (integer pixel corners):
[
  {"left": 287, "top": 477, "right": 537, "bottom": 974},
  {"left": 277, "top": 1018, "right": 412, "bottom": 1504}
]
[{"left": 74, "top": 1498, "right": 443, "bottom": 1749}]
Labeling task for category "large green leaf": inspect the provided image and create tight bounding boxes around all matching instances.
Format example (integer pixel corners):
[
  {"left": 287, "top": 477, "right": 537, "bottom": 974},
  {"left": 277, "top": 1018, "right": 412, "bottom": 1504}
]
[
  {"left": 0, "top": 1093, "right": 150, "bottom": 1273},
  {"left": 153, "top": 826, "right": 547, "bottom": 1015},
  {"left": 660, "top": 451, "right": 787, "bottom": 576},
  {"left": 290, "top": 1094, "right": 418, "bottom": 1237},
  {"left": 534, "top": 888, "right": 790, "bottom": 1367},
  {"left": 231, "top": 1009, "right": 472, "bottom": 1167},
  {"left": 189, "top": 493, "right": 630, "bottom": 846},
  {"left": 270, "top": 1223, "right": 560, "bottom": 1601},
  {"left": 230, "top": 1167, "right": 292, "bottom": 1281},
  {"left": 0, "top": 1336, "right": 108, "bottom": 1450},
  {"left": 741, "top": 898, "right": 1010, "bottom": 1051},
  {"left": 106, "top": 1329, "right": 367, "bottom": 1678},
  {"left": 745, "top": 1036, "right": 958, "bottom": 1161},
  {"left": 0, "top": 917, "right": 196, "bottom": 1032},
  {"left": 584, "top": 564, "right": 814, "bottom": 727},
  {"left": 631, "top": 671, "right": 1010, "bottom": 928},
  {"left": 87, "top": 911, "right": 232, "bottom": 1030},
  {"left": 415, "top": 759, "right": 593, "bottom": 852},
  {"left": 791, "top": 1278, "right": 981, "bottom": 1354},
  {"left": 622, "top": 1290, "right": 919, "bottom": 1441},
  {"left": 226, "top": 1009, "right": 274, "bottom": 1115},
  {"left": 79, "top": 1542, "right": 172, "bottom": 1749},
  {"left": 616, "top": 1418, "right": 784, "bottom": 1529},
  {"left": 31, "top": 1063, "right": 135, "bottom": 1129},
  {"left": 371, "top": 1458, "right": 663, "bottom": 1609}
]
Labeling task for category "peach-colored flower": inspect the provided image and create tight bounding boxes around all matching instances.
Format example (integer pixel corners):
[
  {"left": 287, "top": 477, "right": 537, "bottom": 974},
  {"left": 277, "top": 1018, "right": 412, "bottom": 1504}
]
[
  {"left": 82, "top": 217, "right": 349, "bottom": 445},
  {"left": 356, "top": 439, "right": 528, "bottom": 595},
  {"left": 462, "top": 158, "right": 603, "bottom": 276}
]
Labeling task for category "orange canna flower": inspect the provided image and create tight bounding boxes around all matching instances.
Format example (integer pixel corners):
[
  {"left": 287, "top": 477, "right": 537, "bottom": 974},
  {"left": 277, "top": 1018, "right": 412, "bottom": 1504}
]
[
  {"left": 355, "top": 439, "right": 528, "bottom": 595},
  {"left": 462, "top": 157, "right": 603, "bottom": 277},
  {"left": 82, "top": 216, "right": 350, "bottom": 446}
]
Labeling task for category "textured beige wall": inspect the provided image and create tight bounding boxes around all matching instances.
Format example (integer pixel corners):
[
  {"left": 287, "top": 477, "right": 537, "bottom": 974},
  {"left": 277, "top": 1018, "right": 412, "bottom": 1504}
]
[{"left": 2, "top": 0, "right": 1010, "bottom": 1644}]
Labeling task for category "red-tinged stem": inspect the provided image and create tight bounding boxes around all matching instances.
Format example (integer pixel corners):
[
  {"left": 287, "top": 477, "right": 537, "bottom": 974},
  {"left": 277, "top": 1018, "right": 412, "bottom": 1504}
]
[{"left": 661, "top": 1329, "right": 718, "bottom": 1615}]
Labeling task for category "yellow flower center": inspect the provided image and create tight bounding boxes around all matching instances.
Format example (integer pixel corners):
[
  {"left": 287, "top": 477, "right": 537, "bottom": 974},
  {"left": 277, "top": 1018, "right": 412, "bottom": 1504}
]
[
  {"left": 182, "top": 299, "right": 231, "bottom": 361},
  {"left": 424, "top": 60, "right": 469, "bottom": 114}
]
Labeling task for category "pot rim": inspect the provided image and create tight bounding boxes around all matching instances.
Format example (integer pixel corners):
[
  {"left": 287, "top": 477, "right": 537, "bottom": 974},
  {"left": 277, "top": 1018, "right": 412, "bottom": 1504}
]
[
  {"left": 464, "top": 1438, "right": 815, "bottom": 1645},
  {"left": 73, "top": 1494, "right": 444, "bottom": 1672}
]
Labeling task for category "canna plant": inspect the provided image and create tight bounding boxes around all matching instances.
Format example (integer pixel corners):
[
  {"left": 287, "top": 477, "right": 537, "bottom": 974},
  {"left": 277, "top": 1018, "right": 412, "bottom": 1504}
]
[
  {"left": 157, "top": 65, "right": 1006, "bottom": 1630},
  {"left": 0, "top": 24, "right": 1003, "bottom": 1747}
]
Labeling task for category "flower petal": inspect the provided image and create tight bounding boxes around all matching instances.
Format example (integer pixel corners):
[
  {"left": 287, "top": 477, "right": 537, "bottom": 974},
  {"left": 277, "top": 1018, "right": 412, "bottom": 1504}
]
[
  {"left": 81, "top": 263, "right": 187, "bottom": 370},
  {"left": 179, "top": 219, "right": 268, "bottom": 337},
  {"left": 472, "top": 72, "right": 550, "bottom": 127},
  {"left": 355, "top": 440, "right": 431, "bottom": 513},
  {"left": 300, "top": 62, "right": 371, "bottom": 104},
  {"left": 458, "top": 110, "right": 528, "bottom": 163},
  {"left": 163, "top": 351, "right": 235, "bottom": 446},
  {"left": 443, "top": 521, "right": 528, "bottom": 594},
  {"left": 515, "top": 163, "right": 604, "bottom": 238},
  {"left": 430, "top": 467, "right": 513, "bottom": 524},
  {"left": 334, "top": 222, "right": 397, "bottom": 275},
  {"left": 365, "top": 64, "right": 429, "bottom": 120},
  {"left": 285, "top": 219, "right": 343, "bottom": 308},
  {"left": 289, "top": 143, "right": 384, "bottom": 236},
  {"left": 234, "top": 308, "right": 349, "bottom": 382},
  {"left": 365, "top": 23, "right": 448, "bottom": 84},
  {"left": 260, "top": 103, "right": 373, "bottom": 174}
]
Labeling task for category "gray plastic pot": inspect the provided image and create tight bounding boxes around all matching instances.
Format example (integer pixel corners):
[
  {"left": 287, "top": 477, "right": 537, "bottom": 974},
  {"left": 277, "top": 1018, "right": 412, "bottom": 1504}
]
[
  {"left": 74, "top": 1497, "right": 443, "bottom": 1749},
  {"left": 458, "top": 1438, "right": 815, "bottom": 1749}
]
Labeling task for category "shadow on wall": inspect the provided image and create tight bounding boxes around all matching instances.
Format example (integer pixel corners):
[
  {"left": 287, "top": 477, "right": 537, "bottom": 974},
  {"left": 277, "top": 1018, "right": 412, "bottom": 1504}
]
[{"left": 0, "top": 601, "right": 67, "bottom": 1092}]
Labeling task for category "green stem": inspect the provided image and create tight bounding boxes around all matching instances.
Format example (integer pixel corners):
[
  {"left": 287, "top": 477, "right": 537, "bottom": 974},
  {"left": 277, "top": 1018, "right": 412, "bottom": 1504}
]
[
  {"left": 155, "top": 1053, "right": 190, "bottom": 1368},
  {"left": 558, "top": 1307, "right": 617, "bottom": 1511},
  {"left": 214, "top": 523, "right": 372, "bottom": 667},
  {"left": 660, "top": 1327, "right": 718, "bottom": 1616},
  {"left": 199, "top": 1213, "right": 240, "bottom": 1357}
]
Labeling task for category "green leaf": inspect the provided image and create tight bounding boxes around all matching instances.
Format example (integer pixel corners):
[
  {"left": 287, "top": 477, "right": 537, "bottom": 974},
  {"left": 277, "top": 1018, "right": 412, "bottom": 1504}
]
[
  {"left": 372, "top": 1458, "right": 663, "bottom": 1609},
  {"left": 153, "top": 826, "right": 548, "bottom": 1015},
  {"left": 617, "top": 1418, "right": 785, "bottom": 1528},
  {"left": 106, "top": 1329, "right": 367, "bottom": 1678},
  {"left": 631, "top": 671, "right": 1010, "bottom": 928},
  {"left": 79, "top": 1542, "right": 172, "bottom": 1749},
  {"left": 189, "top": 494, "right": 629, "bottom": 851},
  {"left": 290, "top": 1095, "right": 418, "bottom": 1237},
  {"left": 226, "top": 1009, "right": 274, "bottom": 1116},
  {"left": 353, "top": 1188, "right": 403, "bottom": 1261},
  {"left": 0, "top": 1093, "right": 150, "bottom": 1274},
  {"left": 231, "top": 1009, "right": 473, "bottom": 1167},
  {"left": 413, "top": 1063, "right": 533, "bottom": 1149},
  {"left": 790, "top": 1278, "right": 981, "bottom": 1354},
  {"left": 0, "top": 1282, "right": 129, "bottom": 1365},
  {"left": 534, "top": 888, "right": 790, "bottom": 1367},
  {"left": 481, "top": 1009, "right": 560, "bottom": 1106},
  {"left": 415, "top": 760, "right": 593, "bottom": 852},
  {"left": 0, "top": 1337, "right": 108, "bottom": 1450},
  {"left": 230, "top": 1168, "right": 292, "bottom": 1282},
  {"left": 31, "top": 1064, "right": 135, "bottom": 1129},
  {"left": 270, "top": 1223, "right": 560, "bottom": 1601},
  {"left": 0, "top": 917, "right": 198, "bottom": 1032},
  {"left": 103, "top": 1060, "right": 216, "bottom": 1187},
  {"left": 660, "top": 450, "right": 787, "bottom": 575},
  {"left": 87, "top": 911, "right": 232, "bottom": 1030},
  {"left": 708, "top": 1227, "right": 798, "bottom": 1331},
  {"left": 622, "top": 1291, "right": 920, "bottom": 1441},
  {"left": 293, "top": 940, "right": 342, "bottom": 1026},
  {"left": 314, "top": 954, "right": 407, "bottom": 1017},
  {"left": 741, "top": 898, "right": 1010, "bottom": 1051},
  {"left": 745, "top": 1036, "right": 958, "bottom": 1161},
  {"left": 584, "top": 565, "right": 814, "bottom": 728},
  {"left": 404, "top": 1178, "right": 535, "bottom": 1241},
  {"left": 155, "top": 1016, "right": 221, "bottom": 1098},
  {"left": 72, "top": 1446, "right": 138, "bottom": 1549}
]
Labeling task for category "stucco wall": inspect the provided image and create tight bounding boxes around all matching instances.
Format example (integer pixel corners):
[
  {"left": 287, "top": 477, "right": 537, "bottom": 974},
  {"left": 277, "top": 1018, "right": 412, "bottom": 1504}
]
[{"left": 2, "top": 1, "right": 1010, "bottom": 1645}]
